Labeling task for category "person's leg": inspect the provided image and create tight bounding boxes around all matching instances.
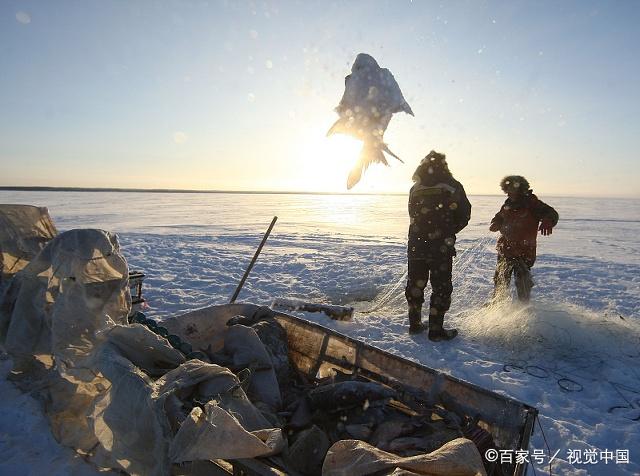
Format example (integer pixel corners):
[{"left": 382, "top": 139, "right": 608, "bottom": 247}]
[
  {"left": 514, "top": 259, "right": 534, "bottom": 302},
  {"left": 428, "top": 257, "right": 457, "bottom": 341},
  {"left": 493, "top": 254, "right": 514, "bottom": 300},
  {"left": 405, "top": 258, "right": 429, "bottom": 334}
]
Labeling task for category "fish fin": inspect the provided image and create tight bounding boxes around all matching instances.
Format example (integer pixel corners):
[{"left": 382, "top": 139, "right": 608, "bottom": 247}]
[
  {"left": 381, "top": 144, "right": 404, "bottom": 163},
  {"left": 363, "top": 143, "right": 387, "bottom": 166},
  {"left": 326, "top": 118, "right": 343, "bottom": 137},
  {"left": 348, "top": 143, "right": 395, "bottom": 189},
  {"left": 328, "top": 117, "right": 355, "bottom": 137},
  {"left": 402, "top": 102, "right": 414, "bottom": 116},
  {"left": 347, "top": 163, "right": 363, "bottom": 189},
  {"left": 377, "top": 150, "right": 389, "bottom": 167}
]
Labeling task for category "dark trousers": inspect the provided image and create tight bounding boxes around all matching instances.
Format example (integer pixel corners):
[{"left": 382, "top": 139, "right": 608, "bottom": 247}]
[
  {"left": 493, "top": 255, "right": 534, "bottom": 301},
  {"left": 405, "top": 257, "right": 453, "bottom": 317}
]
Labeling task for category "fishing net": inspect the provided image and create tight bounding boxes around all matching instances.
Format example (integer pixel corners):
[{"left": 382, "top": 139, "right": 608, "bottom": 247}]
[
  {"left": 350, "top": 235, "right": 640, "bottom": 409},
  {"left": 354, "top": 236, "right": 494, "bottom": 315}
]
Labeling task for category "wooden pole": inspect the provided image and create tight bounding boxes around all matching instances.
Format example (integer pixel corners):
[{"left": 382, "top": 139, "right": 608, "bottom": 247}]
[{"left": 230, "top": 216, "right": 278, "bottom": 303}]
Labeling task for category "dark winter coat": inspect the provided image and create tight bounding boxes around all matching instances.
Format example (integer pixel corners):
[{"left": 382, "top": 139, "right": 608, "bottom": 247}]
[
  {"left": 407, "top": 175, "right": 471, "bottom": 260},
  {"left": 490, "top": 191, "right": 558, "bottom": 264}
]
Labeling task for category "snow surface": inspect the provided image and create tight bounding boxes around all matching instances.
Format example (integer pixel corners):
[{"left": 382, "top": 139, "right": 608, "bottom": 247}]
[{"left": 1, "top": 190, "right": 639, "bottom": 475}]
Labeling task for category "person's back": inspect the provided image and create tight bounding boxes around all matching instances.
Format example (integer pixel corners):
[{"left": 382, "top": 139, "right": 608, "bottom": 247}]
[
  {"left": 405, "top": 151, "right": 471, "bottom": 340},
  {"left": 408, "top": 177, "right": 469, "bottom": 260}
]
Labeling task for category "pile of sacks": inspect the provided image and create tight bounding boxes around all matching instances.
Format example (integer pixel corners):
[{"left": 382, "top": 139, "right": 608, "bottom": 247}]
[{"left": 0, "top": 205, "right": 487, "bottom": 476}]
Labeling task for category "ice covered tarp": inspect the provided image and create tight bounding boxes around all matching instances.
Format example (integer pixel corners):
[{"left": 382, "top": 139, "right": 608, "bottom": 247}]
[
  {"left": 328, "top": 53, "right": 414, "bottom": 189},
  {"left": 0, "top": 204, "right": 57, "bottom": 287},
  {"left": 324, "top": 437, "right": 486, "bottom": 476},
  {"left": 0, "top": 227, "right": 284, "bottom": 475}
]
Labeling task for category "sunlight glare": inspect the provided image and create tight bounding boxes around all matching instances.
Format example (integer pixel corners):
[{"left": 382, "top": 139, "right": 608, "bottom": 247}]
[{"left": 298, "top": 134, "right": 362, "bottom": 192}]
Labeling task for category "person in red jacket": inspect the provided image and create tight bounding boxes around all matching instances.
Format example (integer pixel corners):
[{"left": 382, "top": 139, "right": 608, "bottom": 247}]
[{"left": 489, "top": 176, "right": 558, "bottom": 302}]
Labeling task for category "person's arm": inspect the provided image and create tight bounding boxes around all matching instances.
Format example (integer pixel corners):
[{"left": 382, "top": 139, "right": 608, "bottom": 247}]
[
  {"left": 408, "top": 186, "right": 416, "bottom": 217},
  {"left": 452, "top": 183, "right": 472, "bottom": 233},
  {"left": 489, "top": 210, "right": 503, "bottom": 232},
  {"left": 533, "top": 198, "right": 559, "bottom": 236}
]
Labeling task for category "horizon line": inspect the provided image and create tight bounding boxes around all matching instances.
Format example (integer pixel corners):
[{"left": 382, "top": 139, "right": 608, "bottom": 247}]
[{"left": 0, "top": 185, "right": 637, "bottom": 200}]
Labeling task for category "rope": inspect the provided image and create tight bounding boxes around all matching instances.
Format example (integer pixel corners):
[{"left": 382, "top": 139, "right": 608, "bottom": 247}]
[
  {"left": 502, "top": 362, "right": 584, "bottom": 393},
  {"left": 536, "top": 414, "right": 554, "bottom": 476}
]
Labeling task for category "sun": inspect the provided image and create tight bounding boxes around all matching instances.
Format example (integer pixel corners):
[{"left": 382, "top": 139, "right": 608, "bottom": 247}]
[{"left": 297, "top": 134, "right": 363, "bottom": 192}]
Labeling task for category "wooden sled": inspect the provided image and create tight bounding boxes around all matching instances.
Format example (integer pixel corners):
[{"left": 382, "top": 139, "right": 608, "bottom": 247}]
[{"left": 169, "top": 304, "right": 537, "bottom": 476}]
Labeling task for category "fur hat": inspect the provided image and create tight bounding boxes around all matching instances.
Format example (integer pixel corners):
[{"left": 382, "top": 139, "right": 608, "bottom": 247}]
[
  {"left": 412, "top": 150, "right": 450, "bottom": 183},
  {"left": 500, "top": 175, "right": 530, "bottom": 193}
]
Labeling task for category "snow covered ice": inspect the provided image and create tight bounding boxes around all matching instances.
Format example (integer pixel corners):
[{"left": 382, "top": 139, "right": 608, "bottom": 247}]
[{"left": 1, "top": 190, "right": 639, "bottom": 475}]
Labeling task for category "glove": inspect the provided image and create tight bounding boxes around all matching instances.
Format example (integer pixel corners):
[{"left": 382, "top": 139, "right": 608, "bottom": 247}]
[{"left": 539, "top": 219, "right": 553, "bottom": 236}]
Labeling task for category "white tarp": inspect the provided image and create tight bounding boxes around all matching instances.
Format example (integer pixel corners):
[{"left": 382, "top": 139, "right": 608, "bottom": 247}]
[
  {"left": 322, "top": 437, "right": 486, "bottom": 476},
  {"left": 0, "top": 224, "right": 285, "bottom": 475},
  {"left": 0, "top": 204, "right": 57, "bottom": 286}
]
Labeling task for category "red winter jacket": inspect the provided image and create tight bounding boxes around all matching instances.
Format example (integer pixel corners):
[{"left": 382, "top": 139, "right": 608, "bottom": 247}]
[{"left": 490, "top": 192, "right": 558, "bottom": 265}]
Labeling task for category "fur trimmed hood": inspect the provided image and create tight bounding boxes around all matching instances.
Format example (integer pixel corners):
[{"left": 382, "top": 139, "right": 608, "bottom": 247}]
[{"left": 500, "top": 175, "right": 530, "bottom": 193}]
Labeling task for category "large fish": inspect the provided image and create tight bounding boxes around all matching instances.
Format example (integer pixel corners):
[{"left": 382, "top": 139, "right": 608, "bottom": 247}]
[{"left": 327, "top": 53, "right": 414, "bottom": 189}]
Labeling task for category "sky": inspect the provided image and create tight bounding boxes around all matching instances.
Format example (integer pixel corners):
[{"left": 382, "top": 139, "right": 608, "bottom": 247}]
[{"left": 1, "top": 0, "right": 639, "bottom": 196}]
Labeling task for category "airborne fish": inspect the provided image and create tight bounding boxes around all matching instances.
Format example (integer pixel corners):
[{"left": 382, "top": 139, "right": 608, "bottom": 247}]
[{"left": 327, "top": 53, "right": 414, "bottom": 189}]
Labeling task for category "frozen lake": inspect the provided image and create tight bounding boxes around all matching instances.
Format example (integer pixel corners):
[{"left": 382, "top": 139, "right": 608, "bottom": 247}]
[{"left": 1, "top": 190, "right": 639, "bottom": 475}]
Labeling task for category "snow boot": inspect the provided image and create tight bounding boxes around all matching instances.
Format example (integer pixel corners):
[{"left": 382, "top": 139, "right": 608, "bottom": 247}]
[
  {"left": 408, "top": 305, "right": 427, "bottom": 335},
  {"left": 428, "top": 312, "right": 457, "bottom": 341}
]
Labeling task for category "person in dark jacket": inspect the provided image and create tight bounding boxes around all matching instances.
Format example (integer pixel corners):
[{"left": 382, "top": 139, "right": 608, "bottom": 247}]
[
  {"left": 405, "top": 151, "right": 471, "bottom": 341},
  {"left": 490, "top": 175, "right": 558, "bottom": 302}
]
